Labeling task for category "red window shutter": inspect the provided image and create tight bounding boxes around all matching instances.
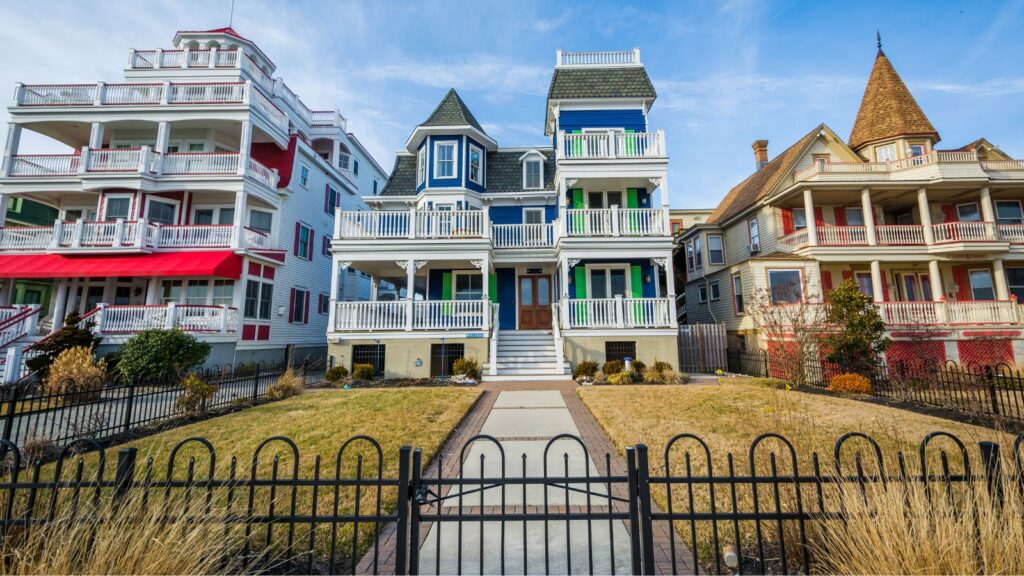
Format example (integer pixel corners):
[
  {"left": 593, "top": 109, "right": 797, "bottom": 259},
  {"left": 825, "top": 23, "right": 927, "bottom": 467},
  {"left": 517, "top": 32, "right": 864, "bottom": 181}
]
[
  {"left": 288, "top": 288, "right": 295, "bottom": 323},
  {"left": 833, "top": 207, "right": 847, "bottom": 227},
  {"left": 879, "top": 271, "right": 889, "bottom": 302},
  {"left": 952, "top": 266, "right": 971, "bottom": 301},
  {"left": 324, "top": 184, "right": 330, "bottom": 213},
  {"left": 842, "top": 270, "right": 853, "bottom": 281},
  {"left": 941, "top": 205, "right": 957, "bottom": 223},
  {"left": 813, "top": 207, "right": 824, "bottom": 227},
  {"left": 781, "top": 208, "right": 794, "bottom": 235},
  {"left": 304, "top": 291, "right": 310, "bottom": 324},
  {"left": 307, "top": 229, "right": 314, "bottom": 260},
  {"left": 821, "top": 270, "right": 834, "bottom": 295},
  {"left": 293, "top": 222, "right": 301, "bottom": 256}
]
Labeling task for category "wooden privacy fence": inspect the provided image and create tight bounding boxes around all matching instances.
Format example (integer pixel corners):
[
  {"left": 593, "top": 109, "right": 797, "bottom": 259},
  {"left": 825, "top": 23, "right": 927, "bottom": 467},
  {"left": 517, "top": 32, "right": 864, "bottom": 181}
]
[{"left": 678, "top": 323, "right": 727, "bottom": 373}]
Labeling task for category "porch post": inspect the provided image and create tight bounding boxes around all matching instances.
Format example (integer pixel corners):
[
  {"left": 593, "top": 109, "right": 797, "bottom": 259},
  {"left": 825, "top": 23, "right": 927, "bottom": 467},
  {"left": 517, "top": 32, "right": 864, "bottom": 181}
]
[
  {"left": 993, "top": 258, "right": 1010, "bottom": 300},
  {"left": 404, "top": 260, "right": 415, "bottom": 332},
  {"left": 0, "top": 279, "right": 13, "bottom": 306},
  {"left": 803, "top": 188, "right": 818, "bottom": 246},
  {"left": 870, "top": 260, "right": 884, "bottom": 303},
  {"left": 154, "top": 121, "right": 170, "bottom": 175},
  {"left": 145, "top": 278, "right": 160, "bottom": 305},
  {"left": 979, "top": 187, "right": 995, "bottom": 222},
  {"left": 664, "top": 253, "right": 678, "bottom": 323},
  {"left": 560, "top": 256, "right": 571, "bottom": 329},
  {"left": 481, "top": 255, "right": 490, "bottom": 331},
  {"left": 51, "top": 281, "right": 69, "bottom": 329},
  {"left": 928, "top": 260, "right": 944, "bottom": 301},
  {"left": 66, "top": 279, "right": 80, "bottom": 313},
  {"left": 860, "top": 188, "right": 877, "bottom": 246},
  {"left": 237, "top": 120, "right": 252, "bottom": 175},
  {"left": 327, "top": 261, "right": 341, "bottom": 332},
  {"left": 2, "top": 123, "right": 21, "bottom": 176},
  {"left": 88, "top": 122, "right": 105, "bottom": 150},
  {"left": 917, "top": 187, "right": 935, "bottom": 245},
  {"left": 232, "top": 190, "right": 247, "bottom": 249}
]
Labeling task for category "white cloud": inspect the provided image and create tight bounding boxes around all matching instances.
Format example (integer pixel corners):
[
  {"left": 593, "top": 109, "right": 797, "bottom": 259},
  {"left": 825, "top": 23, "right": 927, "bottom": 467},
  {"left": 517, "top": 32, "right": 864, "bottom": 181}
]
[{"left": 913, "top": 78, "right": 1024, "bottom": 97}]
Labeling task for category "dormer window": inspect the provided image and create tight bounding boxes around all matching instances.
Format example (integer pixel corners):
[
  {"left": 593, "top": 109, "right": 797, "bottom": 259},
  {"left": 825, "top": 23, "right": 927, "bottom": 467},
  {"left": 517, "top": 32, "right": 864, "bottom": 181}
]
[
  {"left": 521, "top": 157, "right": 542, "bottom": 190},
  {"left": 417, "top": 147, "right": 426, "bottom": 186},
  {"left": 434, "top": 141, "right": 457, "bottom": 179},
  {"left": 468, "top": 144, "right": 484, "bottom": 185}
]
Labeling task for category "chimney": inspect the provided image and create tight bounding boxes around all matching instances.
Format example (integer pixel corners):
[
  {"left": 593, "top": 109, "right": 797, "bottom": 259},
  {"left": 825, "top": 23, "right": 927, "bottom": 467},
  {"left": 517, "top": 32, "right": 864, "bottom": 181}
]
[{"left": 752, "top": 140, "right": 769, "bottom": 170}]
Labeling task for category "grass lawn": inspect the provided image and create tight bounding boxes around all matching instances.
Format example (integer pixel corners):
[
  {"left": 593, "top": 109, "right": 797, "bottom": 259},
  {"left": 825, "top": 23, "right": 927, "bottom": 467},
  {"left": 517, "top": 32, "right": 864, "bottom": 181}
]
[
  {"left": 38, "top": 387, "right": 482, "bottom": 572},
  {"left": 578, "top": 379, "right": 1012, "bottom": 574}
]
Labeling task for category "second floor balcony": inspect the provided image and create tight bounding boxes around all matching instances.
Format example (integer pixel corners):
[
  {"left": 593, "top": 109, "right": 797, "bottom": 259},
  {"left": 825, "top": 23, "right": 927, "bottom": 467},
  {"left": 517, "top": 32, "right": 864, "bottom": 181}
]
[
  {"left": 0, "top": 219, "right": 270, "bottom": 253},
  {"left": 779, "top": 221, "right": 1024, "bottom": 250},
  {"left": 792, "top": 150, "right": 1024, "bottom": 183},
  {"left": 556, "top": 130, "right": 666, "bottom": 161}
]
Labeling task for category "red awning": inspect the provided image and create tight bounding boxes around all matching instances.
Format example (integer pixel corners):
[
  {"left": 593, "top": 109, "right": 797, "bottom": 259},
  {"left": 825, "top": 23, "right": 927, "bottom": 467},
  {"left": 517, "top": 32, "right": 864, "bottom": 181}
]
[{"left": 0, "top": 251, "right": 243, "bottom": 279}]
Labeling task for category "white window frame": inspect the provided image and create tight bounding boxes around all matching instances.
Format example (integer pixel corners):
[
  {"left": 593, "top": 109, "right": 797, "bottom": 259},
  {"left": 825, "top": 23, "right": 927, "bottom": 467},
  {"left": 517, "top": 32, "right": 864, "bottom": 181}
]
[
  {"left": 968, "top": 268, "right": 996, "bottom": 301},
  {"left": 416, "top": 147, "right": 426, "bottom": 186},
  {"left": 956, "top": 202, "right": 981, "bottom": 222},
  {"left": 523, "top": 158, "right": 543, "bottom": 189},
  {"left": 434, "top": 141, "right": 457, "bottom": 180},
  {"left": 585, "top": 264, "right": 632, "bottom": 299},
  {"left": 523, "top": 207, "right": 545, "bottom": 225},
  {"left": 748, "top": 218, "right": 760, "bottom": 247},
  {"left": 896, "top": 271, "right": 932, "bottom": 302},
  {"left": 299, "top": 164, "right": 310, "bottom": 188},
  {"left": 248, "top": 209, "right": 273, "bottom": 234},
  {"left": 732, "top": 273, "right": 744, "bottom": 315},
  {"left": 792, "top": 208, "right": 808, "bottom": 230},
  {"left": 102, "top": 193, "right": 133, "bottom": 221},
  {"left": 707, "top": 234, "right": 724, "bottom": 266},
  {"left": 468, "top": 143, "right": 484, "bottom": 185},
  {"left": 693, "top": 236, "right": 703, "bottom": 269},
  {"left": 452, "top": 270, "right": 484, "bottom": 302},
  {"left": 995, "top": 200, "right": 1024, "bottom": 225},
  {"left": 192, "top": 206, "right": 235, "bottom": 226},
  {"left": 875, "top": 143, "right": 897, "bottom": 162},
  {"left": 845, "top": 207, "right": 865, "bottom": 226},
  {"left": 296, "top": 222, "right": 312, "bottom": 261},
  {"left": 145, "top": 197, "right": 180, "bottom": 225},
  {"left": 767, "top": 268, "right": 805, "bottom": 304},
  {"left": 709, "top": 281, "right": 721, "bottom": 301},
  {"left": 586, "top": 190, "right": 623, "bottom": 209}
]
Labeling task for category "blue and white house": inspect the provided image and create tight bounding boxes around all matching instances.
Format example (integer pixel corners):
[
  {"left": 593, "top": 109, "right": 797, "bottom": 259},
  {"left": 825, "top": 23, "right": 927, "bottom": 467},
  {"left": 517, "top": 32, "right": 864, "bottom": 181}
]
[{"left": 328, "top": 49, "right": 677, "bottom": 380}]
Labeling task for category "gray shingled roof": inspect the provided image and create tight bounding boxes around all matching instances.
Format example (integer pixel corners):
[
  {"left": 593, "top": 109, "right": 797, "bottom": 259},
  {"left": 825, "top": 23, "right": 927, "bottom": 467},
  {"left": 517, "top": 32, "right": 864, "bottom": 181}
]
[
  {"left": 420, "top": 89, "right": 486, "bottom": 134},
  {"left": 378, "top": 150, "right": 554, "bottom": 196},
  {"left": 547, "top": 67, "right": 656, "bottom": 100}
]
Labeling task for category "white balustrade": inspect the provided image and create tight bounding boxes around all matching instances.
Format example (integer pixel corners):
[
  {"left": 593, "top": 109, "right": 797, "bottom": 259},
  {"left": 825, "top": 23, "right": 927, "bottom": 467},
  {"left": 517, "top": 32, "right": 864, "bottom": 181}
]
[
  {"left": 86, "top": 148, "right": 142, "bottom": 172},
  {"left": 566, "top": 298, "right": 619, "bottom": 328},
  {"left": 214, "top": 50, "right": 239, "bottom": 68},
  {"left": 246, "top": 157, "right": 279, "bottom": 188},
  {"left": 622, "top": 298, "right": 673, "bottom": 327},
  {"left": 982, "top": 160, "right": 1024, "bottom": 171},
  {"left": 16, "top": 84, "right": 96, "bottom": 106},
  {"left": 0, "top": 305, "right": 40, "bottom": 348},
  {"left": 102, "top": 83, "right": 162, "bottom": 105},
  {"left": 162, "top": 152, "right": 238, "bottom": 175},
  {"left": 945, "top": 300, "right": 1019, "bottom": 325},
  {"left": 565, "top": 209, "right": 613, "bottom": 236},
  {"left": 250, "top": 88, "right": 289, "bottom": 132},
  {"left": 618, "top": 208, "right": 665, "bottom": 236},
  {"left": 243, "top": 227, "right": 269, "bottom": 248},
  {"left": 565, "top": 297, "right": 673, "bottom": 329},
  {"left": 491, "top": 224, "right": 554, "bottom": 248},
  {"left": 0, "top": 227, "right": 52, "bottom": 251},
  {"left": 817, "top": 226, "right": 867, "bottom": 246},
  {"left": 176, "top": 305, "right": 234, "bottom": 332},
  {"left": 876, "top": 225, "right": 926, "bottom": 245},
  {"left": 338, "top": 211, "right": 412, "bottom": 239},
  {"left": 98, "top": 305, "right": 168, "bottom": 333},
  {"left": 97, "top": 304, "right": 236, "bottom": 334},
  {"left": 878, "top": 301, "right": 939, "bottom": 325},
  {"left": 187, "top": 50, "right": 211, "bottom": 68},
  {"left": 7, "top": 154, "right": 80, "bottom": 176},
  {"left": 167, "top": 82, "right": 245, "bottom": 104},
  {"left": 334, "top": 301, "right": 408, "bottom": 331},
  {"left": 559, "top": 50, "right": 639, "bottom": 66},
  {"left": 79, "top": 221, "right": 127, "bottom": 247},
  {"left": 931, "top": 221, "right": 999, "bottom": 243},
  {"left": 414, "top": 300, "right": 487, "bottom": 330},
  {"left": 778, "top": 229, "right": 809, "bottom": 248},
  {"left": 559, "top": 131, "right": 665, "bottom": 159},
  {"left": 794, "top": 150, "right": 984, "bottom": 182},
  {"left": 159, "top": 50, "right": 184, "bottom": 68},
  {"left": 998, "top": 224, "right": 1024, "bottom": 244},
  {"left": 130, "top": 50, "right": 158, "bottom": 68},
  {"left": 242, "top": 55, "right": 274, "bottom": 91},
  {"left": 156, "top": 225, "right": 233, "bottom": 248},
  {"left": 415, "top": 210, "right": 485, "bottom": 238}
]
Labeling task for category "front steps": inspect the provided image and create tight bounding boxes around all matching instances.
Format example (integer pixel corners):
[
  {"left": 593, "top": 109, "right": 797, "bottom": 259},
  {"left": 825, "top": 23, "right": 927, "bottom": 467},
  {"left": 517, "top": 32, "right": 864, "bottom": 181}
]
[{"left": 483, "top": 330, "right": 573, "bottom": 381}]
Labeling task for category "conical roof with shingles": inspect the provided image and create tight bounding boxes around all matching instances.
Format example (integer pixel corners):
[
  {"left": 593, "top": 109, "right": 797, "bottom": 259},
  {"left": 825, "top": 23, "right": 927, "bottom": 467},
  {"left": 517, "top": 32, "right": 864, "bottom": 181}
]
[
  {"left": 420, "top": 89, "right": 486, "bottom": 134},
  {"left": 848, "top": 49, "right": 938, "bottom": 150}
]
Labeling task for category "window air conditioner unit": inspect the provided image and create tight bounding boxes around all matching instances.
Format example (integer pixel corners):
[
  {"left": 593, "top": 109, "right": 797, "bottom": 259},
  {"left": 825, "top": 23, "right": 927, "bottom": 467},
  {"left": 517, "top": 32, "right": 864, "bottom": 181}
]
[{"left": 748, "top": 242, "right": 761, "bottom": 254}]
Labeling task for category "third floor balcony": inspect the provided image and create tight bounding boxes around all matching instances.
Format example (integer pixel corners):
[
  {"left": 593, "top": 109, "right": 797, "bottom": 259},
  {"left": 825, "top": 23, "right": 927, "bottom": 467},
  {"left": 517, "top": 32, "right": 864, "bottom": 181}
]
[
  {"left": 0, "top": 219, "right": 271, "bottom": 253},
  {"left": 556, "top": 130, "right": 666, "bottom": 161}
]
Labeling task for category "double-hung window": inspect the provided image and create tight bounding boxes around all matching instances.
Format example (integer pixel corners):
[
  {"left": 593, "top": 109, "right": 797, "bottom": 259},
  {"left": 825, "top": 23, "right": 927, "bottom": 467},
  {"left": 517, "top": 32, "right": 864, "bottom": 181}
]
[
  {"left": 299, "top": 164, "right": 310, "bottom": 188},
  {"left": 969, "top": 269, "right": 995, "bottom": 300},
  {"left": 244, "top": 280, "right": 273, "bottom": 320},
  {"left": 212, "top": 280, "right": 234, "bottom": 307},
  {"left": 249, "top": 210, "right": 272, "bottom": 234},
  {"left": 792, "top": 208, "right": 807, "bottom": 230},
  {"left": 416, "top": 147, "right": 426, "bottom": 186},
  {"left": 524, "top": 159, "right": 542, "bottom": 189},
  {"left": 748, "top": 218, "right": 760, "bottom": 248},
  {"left": 435, "top": 141, "right": 456, "bottom": 179},
  {"left": 709, "top": 281, "right": 720, "bottom": 301},
  {"left": 732, "top": 274, "right": 744, "bottom": 315},
  {"left": 453, "top": 273, "right": 483, "bottom": 301},
  {"left": 693, "top": 236, "right": 703, "bottom": 268},
  {"left": 105, "top": 196, "right": 131, "bottom": 220},
  {"left": 845, "top": 207, "right": 865, "bottom": 226},
  {"left": 875, "top": 144, "right": 897, "bottom": 162},
  {"left": 957, "top": 202, "right": 981, "bottom": 222},
  {"left": 707, "top": 235, "right": 724, "bottom": 265},
  {"left": 468, "top": 144, "right": 483, "bottom": 184},
  {"left": 291, "top": 289, "right": 309, "bottom": 323},
  {"left": 768, "top": 269, "right": 803, "bottom": 304},
  {"left": 296, "top": 223, "right": 312, "bottom": 260},
  {"left": 588, "top": 266, "right": 629, "bottom": 299},
  {"left": 996, "top": 200, "right": 1024, "bottom": 225}
]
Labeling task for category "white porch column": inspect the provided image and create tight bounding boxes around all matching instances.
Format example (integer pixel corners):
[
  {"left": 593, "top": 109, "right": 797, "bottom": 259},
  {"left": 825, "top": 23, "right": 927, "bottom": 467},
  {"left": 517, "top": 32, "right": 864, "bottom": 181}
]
[
  {"left": 88, "top": 122, "right": 105, "bottom": 150},
  {"left": 928, "top": 260, "right": 944, "bottom": 301},
  {"left": 232, "top": 190, "right": 247, "bottom": 249},
  {"left": 979, "top": 187, "right": 995, "bottom": 222},
  {"left": 870, "top": 260, "right": 884, "bottom": 303},
  {"left": 0, "top": 279, "right": 13, "bottom": 306},
  {"left": 66, "top": 280, "right": 80, "bottom": 313},
  {"left": 154, "top": 121, "right": 170, "bottom": 174},
  {"left": 481, "top": 255, "right": 491, "bottom": 331},
  {"left": 2, "top": 123, "right": 21, "bottom": 176},
  {"left": 860, "top": 188, "right": 877, "bottom": 246},
  {"left": 237, "top": 120, "right": 252, "bottom": 175},
  {"left": 662, "top": 255, "right": 678, "bottom": 323},
  {"left": 332, "top": 140, "right": 341, "bottom": 168},
  {"left": 803, "top": 188, "right": 818, "bottom": 246},
  {"left": 917, "top": 187, "right": 935, "bottom": 245},
  {"left": 100, "top": 278, "right": 115, "bottom": 305},
  {"left": 145, "top": 278, "right": 160, "bottom": 305},
  {"left": 993, "top": 258, "right": 1010, "bottom": 300},
  {"left": 560, "top": 256, "right": 571, "bottom": 328},
  {"left": 327, "top": 261, "right": 343, "bottom": 333},
  {"left": 51, "top": 281, "right": 69, "bottom": 329}
]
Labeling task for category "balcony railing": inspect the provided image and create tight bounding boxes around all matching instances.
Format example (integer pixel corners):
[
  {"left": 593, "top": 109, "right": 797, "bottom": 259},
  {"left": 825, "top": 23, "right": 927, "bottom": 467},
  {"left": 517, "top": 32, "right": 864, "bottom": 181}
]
[
  {"left": 564, "top": 207, "right": 666, "bottom": 237},
  {"left": 876, "top": 225, "right": 926, "bottom": 245},
  {"left": 491, "top": 224, "right": 554, "bottom": 248},
  {"left": 336, "top": 210, "right": 487, "bottom": 240},
  {"left": 333, "top": 299, "right": 490, "bottom": 331},
  {"left": 161, "top": 152, "right": 238, "bottom": 175},
  {"left": 557, "top": 130, "right": 666, "bottom": 160},
  {"left": 95, "top": 303, "right": 237, "bottom": 335},
  {"left": 779, "top": 221, "right": 1007, "bottom": 249},
  {"left": 564, "top": 297, "right": 674, "bottom": 329},
  {"left": 793, "top": 150, "right": 1024, "bottom": 182},
  {"left": 128, "top": 49, "right": 240, "bottom": 70},
  {"left": 557, "top": 49, "right": 641, "bottom": 67},
  {"left": 0, "top": 220, "right": 270, "bottom": 252},
  {"left": 931, "top": 221, "right": 1000, "bottom": 243},
  {"left": 878, "top": 300, "right": 1021, "bottom": 326},
  {"left": 13, "top": 81, "right": 246, "bottom": 107},
  {"left": 5, "top": 154, "right": 80, "bottom": 176}
]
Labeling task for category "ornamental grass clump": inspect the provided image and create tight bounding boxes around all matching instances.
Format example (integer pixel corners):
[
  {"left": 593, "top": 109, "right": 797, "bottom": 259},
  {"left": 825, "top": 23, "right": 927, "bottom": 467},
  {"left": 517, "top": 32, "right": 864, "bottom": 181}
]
[
  {"left": 174, "top": 373, "right": 216, "bottom": 416},
  {"left": 828, "top": 373, "right": 872, "bottom": 395},
  {"left": 44, "top": 346, "right": 106, "bottom": 404},
  {"left": 266, "top": 368, "right": 303, "bottom": 400},
  {"left": 451, "top": 357, "right": 481, "bottom": 380}
]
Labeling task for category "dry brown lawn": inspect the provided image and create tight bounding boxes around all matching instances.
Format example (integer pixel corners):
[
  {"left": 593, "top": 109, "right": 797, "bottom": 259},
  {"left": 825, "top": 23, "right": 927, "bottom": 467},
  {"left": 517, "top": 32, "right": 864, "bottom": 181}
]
[{"left": 579, "top": 379, "right": 1016, "bottom": 574}]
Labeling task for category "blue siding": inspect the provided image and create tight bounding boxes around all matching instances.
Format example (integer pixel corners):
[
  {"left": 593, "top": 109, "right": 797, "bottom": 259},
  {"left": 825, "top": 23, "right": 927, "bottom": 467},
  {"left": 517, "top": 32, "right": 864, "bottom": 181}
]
[
  {"left": 564, "top": 188, "right": 648, "bottom": 207},
  {"left": 489, "top": 205, "right": 557, "bottom": 225},
  {"left": 427, "top": 135, "right": 463, "bottom": 188},
  {"left": 558, "top": 109, "right": 646, "bottom": 133},
  {"left": 496, "top": 268, "right": 517, "bottom": 329},
  {"left": 465, "top": 136, "right": 486, "bottom": 193},
  {"left": 567, "top": 259, "right": 657, "bottom": 299}
]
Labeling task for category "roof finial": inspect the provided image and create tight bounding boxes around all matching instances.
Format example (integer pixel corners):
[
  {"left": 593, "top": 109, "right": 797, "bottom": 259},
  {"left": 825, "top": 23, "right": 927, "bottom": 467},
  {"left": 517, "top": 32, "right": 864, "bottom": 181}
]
[{"left": 876, "top": 30, "right": 882, "bottom": 50}]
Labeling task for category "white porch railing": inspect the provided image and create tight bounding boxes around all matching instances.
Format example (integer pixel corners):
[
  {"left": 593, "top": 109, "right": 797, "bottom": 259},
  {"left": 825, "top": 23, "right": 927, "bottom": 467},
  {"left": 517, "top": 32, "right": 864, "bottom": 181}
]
[
  {"left": 337, "top": 211, "right": 411, "bottom": 239},
  {"left": 491, "top": 224, "right": 554, "bottom": 248},
  {"left": 6, "top": 154, "right": 80, "bottom": 176},
  {"left": 14, "top": 84, "right": 96, "bottom": 106},
  {"left": 876, "top": 225, "right": 926, "bottom": 245},
  {"left": 162, "top": 152, "right": 238, "bottom": 175},
  {"left": 167, "top": 82, "right": 245, "bottom": 104},
  {"left": 878, "top": 301, "right": 939, "bottom": 325},
  {"left": 931, "top": 221, "right": 999, "bottom": 243},
  {"left": 0, "top": 219, "right": 271, "bottom": 251},
  {"left": 564, "top": 297, "right": 674, "bottom": 329},
  {"left": 0, "top": 227, "right": 54, "bottom": 251},
  {"left": 333, "top": 299, "right": 490, "bottom": 331},
  {"left": 246, "top": 157, "right": 280, "bottom": 188},
  {"left": 249, "top": 87, "right": 289, "bottom": 132},
  {"left": 558, "top": 49, "right": 640, "bottom": 67},
  {"left": 0, "top": 305, "right": 41, "bottom": 349},
  {"left": 416, "top": 210, "right": 486, "bottom": 238},
  {"left": 243, "top": 227, "right": 270, "bottom": 249},
  {"left": 563, "top": 208, "right": 667, "bottom": 237},
  {"left": 96, "top": 304, "right": 237, "bottom": 334},
  {"left": 565, "top": 209, "right": 613, "bottom": 236},
  {"left": 778, "top": 229, "right": 809, "bottom": 248},
  {"left": 558, "top": 130, "right": 666, "bottom": 160},
  {"left": 102, "top": 83, "right": 162, "bottom": 105},
  {"left": 793, "top": 150, "right": 983, "bottom": 182},
  {"left": 13, "top": 82, "right": 246, "bottom": 107},
  {"left": 86, "top": 148, "right": 144, "bottom": 172},
  {"left": 998, "top": 224, "right": 1024, "bottom": 244},
  {"left": 817, "top": 226, "right": 868, "bottom": 246},
  {"left": 155, "top": 224, "right": 233, "bottom": 248},
  {"left": 619, "top": 208, "right": 666, "bottom": 235}
]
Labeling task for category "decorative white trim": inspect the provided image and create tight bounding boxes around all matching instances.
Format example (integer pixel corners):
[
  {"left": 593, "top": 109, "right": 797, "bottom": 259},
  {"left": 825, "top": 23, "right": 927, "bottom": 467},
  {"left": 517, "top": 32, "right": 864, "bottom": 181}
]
[
  {"left": 468, "top": 142, "right": 484, "bottom": 185},
  {"left": 567, "top": 258, "right": 582, "bottom": 268},
  {"left": 650, "top": 257, "right": 667, "bottom": 269},
  {"left": 433, "top": 140, "right": 458, "bottom": 180},
  {"left": 337, "top": 261, "right": 352, "bottom": 271},
  {"left": 647, "top": 177, "right": 663, "bottom": 188}
]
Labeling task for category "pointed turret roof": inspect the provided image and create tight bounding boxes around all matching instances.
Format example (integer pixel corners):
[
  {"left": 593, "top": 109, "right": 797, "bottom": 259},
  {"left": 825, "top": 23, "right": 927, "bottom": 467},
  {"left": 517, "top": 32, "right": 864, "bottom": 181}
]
[
  {"left": 848, "top": 46, "right": 938, "bottom": 150},
  {"left": 420, "top": 89, "right": 486, "bottom": 134}
]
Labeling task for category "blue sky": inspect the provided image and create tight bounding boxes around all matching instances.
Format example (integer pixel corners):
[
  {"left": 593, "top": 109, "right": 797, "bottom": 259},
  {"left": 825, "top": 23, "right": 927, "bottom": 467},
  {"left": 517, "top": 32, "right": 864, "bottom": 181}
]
[{"left": 1, "top": 0, "right": 1022, "bottom": 208}]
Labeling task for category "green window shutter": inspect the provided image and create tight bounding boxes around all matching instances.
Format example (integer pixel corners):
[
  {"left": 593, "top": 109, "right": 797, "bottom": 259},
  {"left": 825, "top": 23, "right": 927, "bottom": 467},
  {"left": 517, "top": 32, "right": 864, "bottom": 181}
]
[
  {"left": 572, "top": 189, "right": 585, "bottom": 208},
  {"left": 488, "top": 273, "right": 498, "bottom": 303},
  {"left": 571, "top": 129, "right": 583, "bottom": 157},
  {"left": 571, "top": 189, "right": 585, "bottom": 234},
  {"left": 574, "top": 267, "right": 588, "bottom": 299},
  {"left": 624, "top": 129, "right": 636, "bottom": 156},
  {"left": 625, "top": 189, "right": 639, "bottom": 233},
  {"left": 630, "top": 265, "right": 643, "bottom": 297},
  {"left": 626, "top": 188, "right": 639, "bottom": 208},
  {"left": 441, "top": 272, "right": 453, "bottom": 316}
]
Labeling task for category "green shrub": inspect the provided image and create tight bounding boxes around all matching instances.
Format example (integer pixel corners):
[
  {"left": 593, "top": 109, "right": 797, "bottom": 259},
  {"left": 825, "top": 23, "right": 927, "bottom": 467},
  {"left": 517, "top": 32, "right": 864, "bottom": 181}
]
[
  {"left": 267, "top": 368, "right": 303, "bottom": 399},
  {"left": 352, "top": 363, "right": 375, "bottom": 380},
  {"left": 174, "top": 373, "right": 216, "bottom": 416},
  {"left": 45, "top": 346, "right": 106, "bottom": 403},
  {"left": 452, "top": 357, "right": 481, "bottom": 379},
  {"left": 653, "top": 360, "right": 673, "bottom": 372},
  {"left": 602, "top": 360, "right": 624, "bottom": 375},
  {"left": 117, "top": 329, "right": 210, "bottom": 381},
  {"left": 325, "top": 366, "right": 349, "bottom": 383},
  {"left": 607, "top": 371, "right": 635, "bottom": 385},
  {"left": 642, "top": 367, "right": 666, "bottom": 384},
  {"left": 26, "top": 310, "right": 102, "bottom": 377},
  {"left": 629, "top": 359, "right": 646, "bottom": 375},
  {"left": 573, "top": 360, "right": 599, "bottom": 379}
]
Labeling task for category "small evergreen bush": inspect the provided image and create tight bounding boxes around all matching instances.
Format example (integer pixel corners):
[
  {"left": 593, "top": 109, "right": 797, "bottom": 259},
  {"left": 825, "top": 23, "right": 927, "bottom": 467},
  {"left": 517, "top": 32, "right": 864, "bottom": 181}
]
[
  {"left": 175, "top": 373, "right": 216, "bottom": 416},
  {"left": 45, "top": 346, "right": 106, "bottom": 404},
  {"left": 117, "top": 329, "right": 210, "bottom": 381},
  {"left": 26, "top": 310, "right": 101, "bottom": 377},
  {"left": 602, "top": 360, "right": 624, "bottom": 375},
  {"left": 352, "top": 363, "right": 376, "bottom": 380},
  {"left": 325, "top": 366, "right": 349, "bottom": 383},
  {"left": 828, "top": 373, "right": 872, "bottom": 395},
  {"left": 573, "top": 360, "right": 599, "bottom": 379},
  {"left": 452, "top": 357, "right": 481, "bottom": 379}
]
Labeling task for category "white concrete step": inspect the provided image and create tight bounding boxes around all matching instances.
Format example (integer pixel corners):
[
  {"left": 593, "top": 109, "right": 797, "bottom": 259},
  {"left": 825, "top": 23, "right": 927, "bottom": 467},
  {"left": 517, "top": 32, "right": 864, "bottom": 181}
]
[
  {"left": 490, "top": 367, "right": 572, "bottom": 376},
  {"left": 496, "top": 355, "right": 558, "bottom": 364},
  {"left": 497, "top": 344, "right": 556, "bottom": 352},
  {"left": 481, "top": 373, "right": 573, "bottom": 382}
]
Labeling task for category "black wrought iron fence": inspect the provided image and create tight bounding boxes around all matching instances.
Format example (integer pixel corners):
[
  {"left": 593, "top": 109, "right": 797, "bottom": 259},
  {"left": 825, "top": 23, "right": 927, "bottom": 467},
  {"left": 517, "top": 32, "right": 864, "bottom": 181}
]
[
  {"left": 726, "top": 348, "right": 1024, "bottom": 423},
  {"left": 0, "top": 430, "right": 1020, "bottom": 575},
  {"left": 0, "top": 358, "right": 327, "bottom": 452}
]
